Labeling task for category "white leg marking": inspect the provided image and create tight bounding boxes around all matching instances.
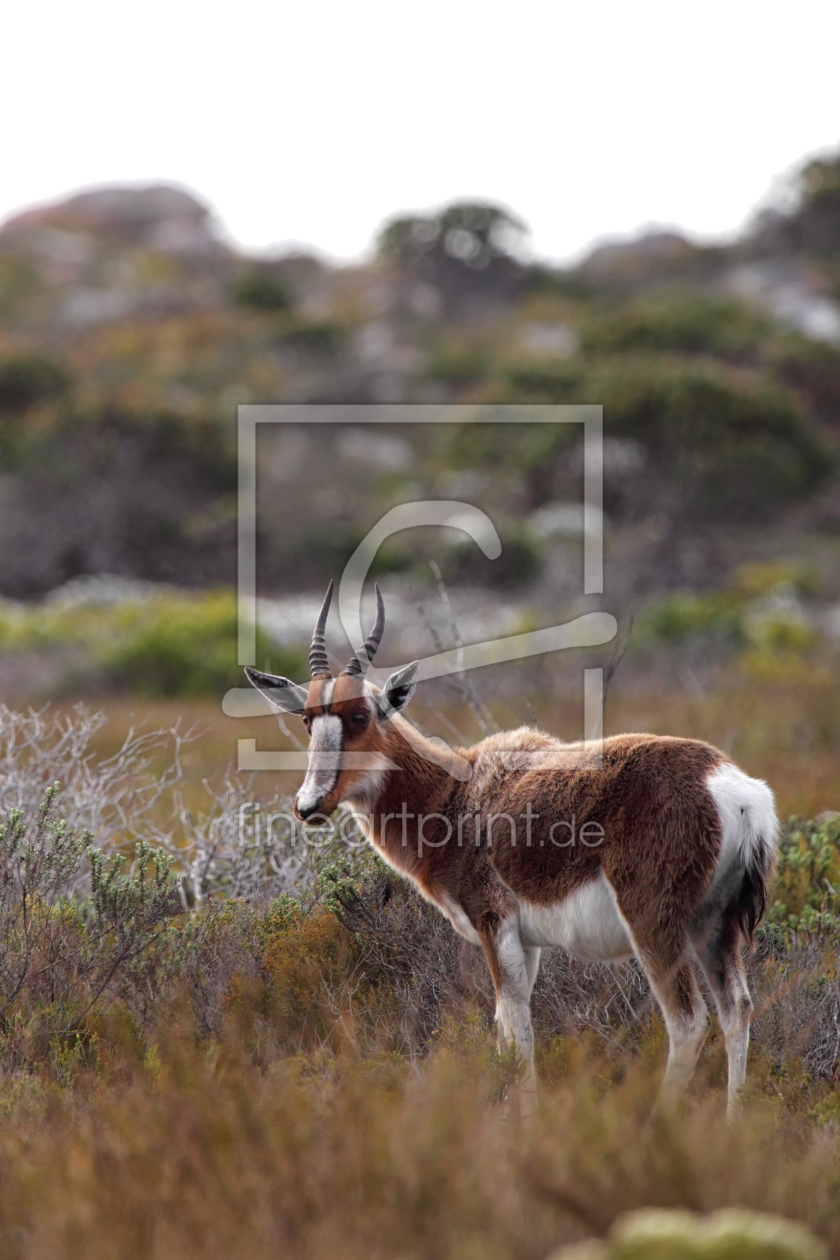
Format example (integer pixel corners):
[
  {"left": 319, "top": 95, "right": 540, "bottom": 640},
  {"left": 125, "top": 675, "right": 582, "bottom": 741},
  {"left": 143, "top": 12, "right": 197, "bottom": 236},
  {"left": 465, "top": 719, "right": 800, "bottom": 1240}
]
[
  {"left": 494, "top": 918, "right": 538, "bottom": 1117},
  {"left": 695, "top": 947, "right": 753, "bottom": 1121},
  {"left": 656, "top": 986, "right": 711, "bottom": 1112},
  {"left": 523, "top": 945, "right": 541, "bottom": 997}
]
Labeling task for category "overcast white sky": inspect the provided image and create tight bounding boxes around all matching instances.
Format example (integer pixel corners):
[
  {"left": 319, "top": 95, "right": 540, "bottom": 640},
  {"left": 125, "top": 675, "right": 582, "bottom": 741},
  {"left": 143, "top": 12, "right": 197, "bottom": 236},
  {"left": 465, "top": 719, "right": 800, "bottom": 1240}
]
[{"left": 2, "top": 0, "right": 838, "bottom": 264}]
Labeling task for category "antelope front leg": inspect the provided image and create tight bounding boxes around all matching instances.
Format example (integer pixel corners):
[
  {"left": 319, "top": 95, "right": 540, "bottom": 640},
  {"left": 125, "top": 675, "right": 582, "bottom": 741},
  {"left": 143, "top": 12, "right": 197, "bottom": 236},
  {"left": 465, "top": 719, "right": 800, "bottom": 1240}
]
[{"left": 481, "top": 918, "right": 538, "bottom": 1119}]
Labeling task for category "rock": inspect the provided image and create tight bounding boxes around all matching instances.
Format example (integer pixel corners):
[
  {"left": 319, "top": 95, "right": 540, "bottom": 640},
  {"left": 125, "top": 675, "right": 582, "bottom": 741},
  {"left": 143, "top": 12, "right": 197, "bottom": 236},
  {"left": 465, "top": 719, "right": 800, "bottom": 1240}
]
[
  {"left": 581, "top": 230, "right": 695, "bottom": 283},
  {"left": 2, "top": 184, "right": 210, "bottom": 235},
  {"left": 725, "top": 261, "right": 840, "bottom": 344},
  {"left": 517, "top": 321, "right": 579, "bottom": 357},
  {"left": 1, "top": 184, "right": 222, "bottom": 261}
]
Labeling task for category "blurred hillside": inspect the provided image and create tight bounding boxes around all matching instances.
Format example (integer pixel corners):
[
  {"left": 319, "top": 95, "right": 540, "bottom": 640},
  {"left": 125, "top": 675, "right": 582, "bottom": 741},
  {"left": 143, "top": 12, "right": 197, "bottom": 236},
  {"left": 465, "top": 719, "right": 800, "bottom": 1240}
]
[{"left": 1, "top": 152, "right": 840, "bottom": 700}]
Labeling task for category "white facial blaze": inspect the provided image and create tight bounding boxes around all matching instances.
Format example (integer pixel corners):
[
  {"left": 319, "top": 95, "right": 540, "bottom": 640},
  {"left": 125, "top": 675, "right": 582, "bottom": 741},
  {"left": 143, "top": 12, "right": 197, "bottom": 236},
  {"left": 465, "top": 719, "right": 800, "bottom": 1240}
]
[{"left": 296, "top": 713, "right": 342, "bottom": 815}]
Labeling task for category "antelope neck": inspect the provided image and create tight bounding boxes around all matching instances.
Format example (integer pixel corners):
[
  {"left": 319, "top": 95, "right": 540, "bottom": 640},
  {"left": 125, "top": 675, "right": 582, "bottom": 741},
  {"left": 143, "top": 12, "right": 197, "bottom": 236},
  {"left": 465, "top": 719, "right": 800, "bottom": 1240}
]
[{"left": 364, "top": 722, "right": 463, "bottom": 860}]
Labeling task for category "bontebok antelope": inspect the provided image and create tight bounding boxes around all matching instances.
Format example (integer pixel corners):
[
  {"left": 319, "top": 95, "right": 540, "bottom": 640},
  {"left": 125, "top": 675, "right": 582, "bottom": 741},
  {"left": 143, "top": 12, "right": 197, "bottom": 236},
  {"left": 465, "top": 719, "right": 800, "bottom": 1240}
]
[{"left": 246, "top": 583, "right": 778, "bottom": 1119}]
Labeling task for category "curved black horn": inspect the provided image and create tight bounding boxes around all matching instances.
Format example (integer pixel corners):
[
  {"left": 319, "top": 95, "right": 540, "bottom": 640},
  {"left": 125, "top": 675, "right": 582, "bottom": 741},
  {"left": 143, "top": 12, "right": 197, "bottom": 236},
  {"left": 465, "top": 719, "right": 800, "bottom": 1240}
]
[
  {"left": 343, "top": 584, "right": 385, "bottom": 677},
  {"left": 309, "top": 580, "right": 334, "bottom": 678}
]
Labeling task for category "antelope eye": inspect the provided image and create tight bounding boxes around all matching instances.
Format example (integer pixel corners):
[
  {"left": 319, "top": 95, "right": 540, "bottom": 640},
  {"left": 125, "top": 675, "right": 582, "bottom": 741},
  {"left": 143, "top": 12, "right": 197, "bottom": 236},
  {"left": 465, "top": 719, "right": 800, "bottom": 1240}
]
[{"left": 351, "top": 712, "right": 369, "bottom": 727}]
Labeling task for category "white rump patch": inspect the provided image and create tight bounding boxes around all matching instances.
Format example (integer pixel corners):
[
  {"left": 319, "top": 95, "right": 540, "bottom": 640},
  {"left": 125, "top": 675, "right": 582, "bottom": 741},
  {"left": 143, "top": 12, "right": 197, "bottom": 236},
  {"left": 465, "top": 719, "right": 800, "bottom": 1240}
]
[
  {"left": 518, "top": 874, "right": 633, "bottom": 962},
  {"left": 296, "top": 713, "right": 342, "bottom": 814},
  {"left": 705, "top": 762, "right": 778, "bottom": 892}
]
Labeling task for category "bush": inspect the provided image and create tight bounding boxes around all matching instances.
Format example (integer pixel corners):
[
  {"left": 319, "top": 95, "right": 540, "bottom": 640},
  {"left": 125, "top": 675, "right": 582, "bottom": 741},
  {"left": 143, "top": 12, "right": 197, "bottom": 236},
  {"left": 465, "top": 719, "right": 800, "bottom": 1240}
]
[
  {"left": 0, "top": 782, "right": 181, "bottom": 1065},
  {"left": 438, "top": 521, "right": 544, "bottom": 587},
  {"left": 0, "top": 588, "right": 301, "bottom": 699},
  {"left": 259, "top": 902, "right": 361, "bottom": 1048},
  {"left": 0, "top": 355, "right": 70, "bottom": 415},
  {"left": 634, "top": 567, "right": 823, "bottom": 674},
  {"left": 583, "top": 358, "right": 830, "bottom": 509},
  {"left": 231, "top": 266, "right": 293, "bottom": 312},
  {"left": 774, "top": 339, "right": 840, "bottom": 426},
  {"left": 636, "top": 590, "right": 744, "bottom": 648},
  {"left": 580, "top": 295, "right": 769, "bottom": 357},
  {"left": 101, "top": 589, "right": 268, "bottom": 697},
  {"left": 377, "top": 200, "right": 527, "bottom": 268},
  {"left": 768, "top": 814, "right": 840, "bottom": 934},
  {"left": 435, "top": 418, "right": 577, "bottom": 495},
  {"left": 275, "top": 321, "right": 345, "bottom": 356},
  {"left": 504, "top": 355, "right": 834, "bottom": 516},
  {"left": 426, "top": 340, "right": 492, "bottom": 387}
]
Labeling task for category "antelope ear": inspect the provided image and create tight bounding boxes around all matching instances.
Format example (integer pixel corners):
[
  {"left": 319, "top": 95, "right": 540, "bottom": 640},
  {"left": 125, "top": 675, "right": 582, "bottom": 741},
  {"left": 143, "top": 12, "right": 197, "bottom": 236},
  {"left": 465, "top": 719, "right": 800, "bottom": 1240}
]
[
  {"left": 378, "top": 661, "right": 419, "bottom": 720},
  {"left": 244, "top": 667, "right": 309, "bottom": 714}
]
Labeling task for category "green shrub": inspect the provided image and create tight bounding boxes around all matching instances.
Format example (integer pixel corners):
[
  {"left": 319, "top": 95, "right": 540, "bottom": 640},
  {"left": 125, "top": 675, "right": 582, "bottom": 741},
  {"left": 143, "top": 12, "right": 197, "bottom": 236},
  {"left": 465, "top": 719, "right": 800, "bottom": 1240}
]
[
  {"left": 101, "top": 589, "right": 299, "bottom": 698},
  {"left": 798, "top": 152, "right": 840, "bottom": 211},
  {"left": 0, "top": 354, "right": 70, "bottom": 415},
  {"left": 773, "top": 338, "right": 840, "bottom": 426},
  {"left": 768, "top": 814, "right": 840, "bottom": 934},
  {"left": 586, "top": 357, "right": 829, "bottom": 504},
  {"left": 0, "top": 588, "right": 302, "bottom": 698},
  {"left": 231, "top": 266, "right": 293, "bottom": 312},
  {"left": 377, "top": 200, "right": 527, "bottom": 267},
  {"left": 580, "top": 295, "right": 769, "bottom": 357},
  {"left": 426, "top": 341, "right": 492, "bottom": 387},
  {"left": 0, "top": 783, "right": 180, "bottom": 1057},
  {"left": 636, "top": 590, "right": 744, "bottom": 647},
  {"left": 634, "top": 568, "right": 822, "bottom": 672},
  {"left": 438, "top": 521, "right": 544, "bottom": 587},
  {"left": 436, "top": 417, "right": 576, "bottom": 482},
  {"left": 503, "top": 354, "right": 834, "bottom": 516},
  {"left": 275, "top": 320, "right": 344, "bottom": 355}
]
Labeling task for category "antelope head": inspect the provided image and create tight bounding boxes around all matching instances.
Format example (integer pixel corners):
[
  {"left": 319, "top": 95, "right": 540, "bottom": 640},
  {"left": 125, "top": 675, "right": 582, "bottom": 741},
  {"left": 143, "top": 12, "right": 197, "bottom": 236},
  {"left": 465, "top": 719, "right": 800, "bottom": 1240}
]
[{"left": 245, "top": 581, "right": 419, "bottom": 821}]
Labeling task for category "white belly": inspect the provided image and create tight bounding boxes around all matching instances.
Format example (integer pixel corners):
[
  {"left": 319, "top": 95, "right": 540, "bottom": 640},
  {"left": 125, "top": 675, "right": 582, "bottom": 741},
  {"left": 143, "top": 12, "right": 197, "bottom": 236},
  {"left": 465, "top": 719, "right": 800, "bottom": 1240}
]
[{"left": 518, "top": 875, "right": 633, "bottom": 962}]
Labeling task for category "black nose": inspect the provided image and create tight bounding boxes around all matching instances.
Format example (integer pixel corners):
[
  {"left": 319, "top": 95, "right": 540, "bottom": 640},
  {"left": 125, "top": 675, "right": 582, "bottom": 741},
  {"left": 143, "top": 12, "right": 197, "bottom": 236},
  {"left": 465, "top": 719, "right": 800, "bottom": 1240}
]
[{"left": 296, "top": 799, "right": 322, "bottom": 821}]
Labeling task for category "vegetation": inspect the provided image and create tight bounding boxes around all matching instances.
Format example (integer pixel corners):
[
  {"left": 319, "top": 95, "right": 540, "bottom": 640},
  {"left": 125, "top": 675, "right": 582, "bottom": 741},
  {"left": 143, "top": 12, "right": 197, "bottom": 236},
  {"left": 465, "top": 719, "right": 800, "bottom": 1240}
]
[
  {"left": 578, "top": 294, "right": 771, "bottom": 357},
  {"left": 0, "top": 353, "right": 70, "bottom": 414},
  {"left": 769, "top": 813, "right": 840, "bottom": 934},
  {"left": 231, "top": 264, "right": 294, "bottom": 312},
  {"left": 504, "top": 354, "right": 834, "bottom": 516},
  {"left": 99, "top": 589, "right": 281, "bottom": 697},
  {"left": 0, "top": 707, "right": 838, "bottom": 1257},
  {"left": 633, "top": 563, "right": 823, "bottom": 671},
  {"left": 0, "top": 588, "right": 299, "bottom": 698},
  {"left": 0, "top": 148, "right": 838, "bottom": 593},
  {"left": 550, "top": 1209, "right": 828, "bottom": 1259},
  {"left": 377, "top": 199, "right": 528, "bottom": 270}
]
